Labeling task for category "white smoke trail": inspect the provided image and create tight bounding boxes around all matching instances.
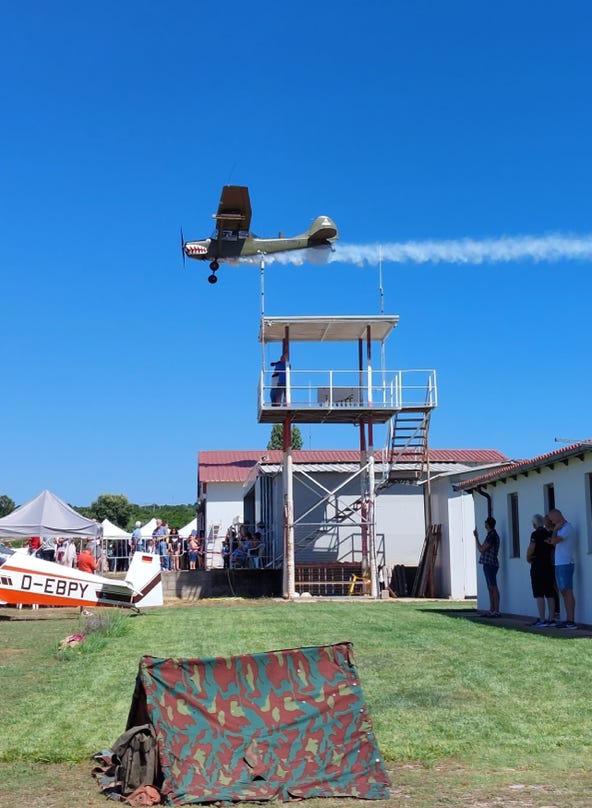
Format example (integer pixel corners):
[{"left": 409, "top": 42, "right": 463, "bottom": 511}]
[
  {"left": 241, "top": 233, "right": 592, "bottom": 266},
  {"left": 332, "top": 234, "right": 592, "bottom": 265}
]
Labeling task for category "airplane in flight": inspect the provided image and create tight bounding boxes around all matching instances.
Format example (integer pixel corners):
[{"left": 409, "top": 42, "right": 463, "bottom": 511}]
[
  {"left": 181, "top": 185, "right": 338, "bottom": 283},
  {"left": 0, "top": 544, "right": 163, "bottom": 611}
]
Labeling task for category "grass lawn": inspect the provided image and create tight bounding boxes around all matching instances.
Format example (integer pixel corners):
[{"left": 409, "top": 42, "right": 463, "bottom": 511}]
[{"left": 1, "top": 598, "right": 591, "bottom": 807}]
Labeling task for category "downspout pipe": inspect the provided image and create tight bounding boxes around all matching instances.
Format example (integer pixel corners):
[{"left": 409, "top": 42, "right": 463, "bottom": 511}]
[{"left": 474, "top": 486, "right": 492, "bottom": 520}]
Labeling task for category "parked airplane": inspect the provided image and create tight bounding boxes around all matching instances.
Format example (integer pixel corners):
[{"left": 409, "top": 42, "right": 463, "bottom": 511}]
[
  {"left": 0, "top": 544, "right": 163, "bottom": 610},
  {"left": 181, "top": 185, "right": 338, "bottom": 283}
]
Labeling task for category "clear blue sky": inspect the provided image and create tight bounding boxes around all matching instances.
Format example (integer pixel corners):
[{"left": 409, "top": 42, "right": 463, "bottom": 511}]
[{"left": 2, "top": 1, "right": 591, "bottom": 506}]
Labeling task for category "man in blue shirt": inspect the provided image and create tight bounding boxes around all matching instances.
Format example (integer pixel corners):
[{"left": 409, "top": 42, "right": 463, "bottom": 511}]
[
  {"left": 152, "top": 519, "right": 169, "bottom": 570},
  {"left": 270, "top": 353, "right": 287, "bottom": 406}
]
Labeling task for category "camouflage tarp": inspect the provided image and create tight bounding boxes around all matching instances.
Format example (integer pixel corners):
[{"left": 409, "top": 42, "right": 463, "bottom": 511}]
[{"left": 126, "top": 642, "right": 390, "bottom": 804}]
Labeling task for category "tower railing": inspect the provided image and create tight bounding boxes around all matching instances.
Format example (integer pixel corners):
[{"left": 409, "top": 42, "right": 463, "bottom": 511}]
[{"left": 258, "top": 368, "right": 437, "bottom": 411}]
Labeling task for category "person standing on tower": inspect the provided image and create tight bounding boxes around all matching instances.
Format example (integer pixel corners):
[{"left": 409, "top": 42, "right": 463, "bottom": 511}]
[{"left": 270, "top": 352, "right": 288, "bottom": 406}]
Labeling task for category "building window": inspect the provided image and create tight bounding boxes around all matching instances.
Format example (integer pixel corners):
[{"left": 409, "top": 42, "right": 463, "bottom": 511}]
[
  {"left": 544, "top": 483, "right": 555, "bottom": 513},
  {"left": 508, "top": 493, "right": 520, "bottom": 557}
]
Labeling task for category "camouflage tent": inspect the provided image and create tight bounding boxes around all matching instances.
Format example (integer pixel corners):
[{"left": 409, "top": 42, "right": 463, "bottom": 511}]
[{"left": 125, "top": 642, "right": 390, "bottom": 804}]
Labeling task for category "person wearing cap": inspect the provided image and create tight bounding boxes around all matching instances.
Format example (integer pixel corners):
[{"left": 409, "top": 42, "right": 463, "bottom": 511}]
[{"left": 130, "top": 521, "right": 144, "bottom": 556}]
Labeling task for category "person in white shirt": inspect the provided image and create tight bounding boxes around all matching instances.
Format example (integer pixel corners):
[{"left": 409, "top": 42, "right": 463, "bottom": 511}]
[
  {"left": 62, "top": 538, "right": 77, "bottom": 568},
  {"left": 547, "top": 508, "right": 577, "bottom": 629}
]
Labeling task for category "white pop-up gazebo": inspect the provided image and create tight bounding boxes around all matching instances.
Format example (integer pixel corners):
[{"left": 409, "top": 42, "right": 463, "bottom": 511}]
[{"left": 0, "top": 490, "right": 102, "bottom": 539}]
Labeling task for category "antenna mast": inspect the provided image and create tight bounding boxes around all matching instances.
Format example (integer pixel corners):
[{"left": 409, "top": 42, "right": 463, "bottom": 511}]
[{"left": 378, "top": 245, "right": 384, "bottom": 314}]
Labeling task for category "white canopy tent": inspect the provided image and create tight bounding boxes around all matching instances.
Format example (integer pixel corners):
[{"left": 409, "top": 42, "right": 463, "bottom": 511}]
[
  {"left": 140, "top": 518, "right": 158, "bottom": 539},
  {"left": 179, "top": 518, "right": 197, "bottom": 537},
  {"left": 0, "top": 490, "right": 101, "bottom": 539},
  {"left": 101, "top": 519, "right": 131, "bottom": 540}
]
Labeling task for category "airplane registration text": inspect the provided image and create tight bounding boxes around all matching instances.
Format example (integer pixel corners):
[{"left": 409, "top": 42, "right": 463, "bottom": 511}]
[{"left": 21, "top": 575, "right": 89, "bottom": 598}]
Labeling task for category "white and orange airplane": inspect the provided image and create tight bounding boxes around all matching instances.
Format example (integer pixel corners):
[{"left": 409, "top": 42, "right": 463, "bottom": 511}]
[{"left": 0, "top": 544, "right": 163, "bottom": 610}]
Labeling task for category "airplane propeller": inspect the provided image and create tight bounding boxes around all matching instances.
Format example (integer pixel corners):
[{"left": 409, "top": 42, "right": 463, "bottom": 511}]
[{"left": 180, "top": 227, "right": 186, "bottom": 267}]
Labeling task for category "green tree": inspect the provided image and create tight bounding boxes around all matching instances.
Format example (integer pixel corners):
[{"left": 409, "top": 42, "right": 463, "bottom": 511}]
[
  {"left": 89, "top": 493, "right": 132, "bottom": 528},
  {"left": 267, "top": 424, "right": 303, "bottom": 450},
  {"left": 126, "top": 504, "right": 196, "bottom": 532},
  {"left": 0, "top": 494, "right": 15, "bottom": 517}
]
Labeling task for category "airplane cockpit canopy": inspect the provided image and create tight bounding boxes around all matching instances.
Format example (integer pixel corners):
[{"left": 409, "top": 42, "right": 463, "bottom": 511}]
[{"left": 0, "top": 544, "right": 15, "bottom": 568}]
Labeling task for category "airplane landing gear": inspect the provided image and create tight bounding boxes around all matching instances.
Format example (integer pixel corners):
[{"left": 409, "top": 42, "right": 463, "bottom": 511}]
[
  {"left": 208, "top": 260, "right": 219, "bottom": 284},
  {"left": 207, "top": 259, "right": 219, "bottom": 284}
]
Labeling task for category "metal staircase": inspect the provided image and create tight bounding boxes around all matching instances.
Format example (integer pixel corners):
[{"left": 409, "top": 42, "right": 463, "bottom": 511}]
[
  {"left": 293, "top": 405, "right": 434, "bottom": 554},
  {"left": 294, "top": 494, "right": 366, "bottom": 550},
  {"left": 381, "top": 408, "right": 432, "bottom": 485}
]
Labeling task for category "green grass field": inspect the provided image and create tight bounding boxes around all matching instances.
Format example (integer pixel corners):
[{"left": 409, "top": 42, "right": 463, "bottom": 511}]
[{"left": 1, "top": 599, "right": 591, "bottom": 807}]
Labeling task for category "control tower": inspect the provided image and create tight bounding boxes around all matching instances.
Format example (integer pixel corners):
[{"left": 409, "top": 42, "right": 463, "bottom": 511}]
[{"left": 258, "top": 314, "right": 437, "bottom": 599}]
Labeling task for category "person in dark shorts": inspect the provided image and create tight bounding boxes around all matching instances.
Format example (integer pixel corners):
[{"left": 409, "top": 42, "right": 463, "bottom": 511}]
[
  {"left": 474, "top": 516, "right": 501, "bottom": 617},
  {"left": 527, "top": 514, "right": 555, "bottom": 626}
]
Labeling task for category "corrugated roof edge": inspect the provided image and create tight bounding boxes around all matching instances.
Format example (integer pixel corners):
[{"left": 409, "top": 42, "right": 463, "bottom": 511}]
[
  {"left": 198, "top": 448, "right": 510, "bottom": 484},
  {"left": 454, "top": 441, "right": 592, "bottom": 492}
]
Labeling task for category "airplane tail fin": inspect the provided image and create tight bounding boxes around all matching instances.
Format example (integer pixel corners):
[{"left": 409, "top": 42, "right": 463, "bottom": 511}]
[
  {"left": 305, "top": 215, "right": 338, "bottom": 246},
  {"left": 125, "top": 552, "right": 163, "bottom": 608}
]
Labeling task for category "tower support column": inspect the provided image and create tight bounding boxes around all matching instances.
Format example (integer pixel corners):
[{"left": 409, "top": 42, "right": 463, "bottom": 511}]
[{"left": 282, "top": 417, "right": 295, "bottom": 598}]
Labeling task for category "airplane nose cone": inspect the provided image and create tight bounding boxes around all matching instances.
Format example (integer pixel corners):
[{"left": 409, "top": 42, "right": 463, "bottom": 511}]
[{"left": 185, "top": 242, "right": 210, "bottom": 256}]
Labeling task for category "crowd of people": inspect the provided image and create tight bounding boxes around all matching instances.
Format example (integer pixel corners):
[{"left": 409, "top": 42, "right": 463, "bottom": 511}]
[
  {"left": 19, "top": 508, "right": 580, "bottom": 626},
  {"left": 475, "top": 507, "right": 578, "bottom": 629},
  {"left": 27, "top": 535, "right": 79, "bottom": 566},
  {"left": 127, "top": 519, "right": 208, "bottom": 572},
  {"left": 24, "top": 519, "right": 266, "bottom": 574},
  {"left": 24, "top": 524, "right": 204, "bottom": 573},
  {"left": 99, "top": 520, "right": 208, "bottom": 572},
  {"left": 221, "top": 526, "right": 264, "bottom": 569}
]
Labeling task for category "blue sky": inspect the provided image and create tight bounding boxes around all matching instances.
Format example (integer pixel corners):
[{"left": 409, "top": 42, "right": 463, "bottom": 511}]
[{"left": 2, "top": 1, "right": 592, "bottom": 506}]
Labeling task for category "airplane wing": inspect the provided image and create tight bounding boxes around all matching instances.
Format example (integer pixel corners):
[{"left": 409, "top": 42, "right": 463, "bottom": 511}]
[{"left": 212, "top": 185, "right": 252, "bottom": 233}]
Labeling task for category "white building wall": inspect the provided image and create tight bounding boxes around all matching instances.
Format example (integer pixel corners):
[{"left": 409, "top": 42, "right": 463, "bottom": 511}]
[
  {"left": 204, "top": 467, "right": 488, "bottom": 597},
  {"left": 291, "top": 471, "right": 361, "bottom": 564},
  {"left": 375, "top": 486, "right": 425, "bottom": 567},
  {"left": 205, "top": 482, "right": 244, "bottom": 568},
  {"left": 472, "top": 457, "right": 592, "bottom": 625},
  {"left": 447, "top": 490, "right": 477, "bottom": 598},
  {"left": 431, "top": 481, "right": 477, "bottom": 599},
  {"left": 267, "top": 471, "right": 427, "bottom": 568}
]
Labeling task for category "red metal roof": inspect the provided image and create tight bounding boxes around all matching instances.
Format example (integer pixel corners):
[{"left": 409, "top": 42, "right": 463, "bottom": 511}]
[
  {"left": 198, "top": 448, "right": 509, "bottom": 484},
  {"left": 454, "top": 441, "right": 592, "bottom": 491}
]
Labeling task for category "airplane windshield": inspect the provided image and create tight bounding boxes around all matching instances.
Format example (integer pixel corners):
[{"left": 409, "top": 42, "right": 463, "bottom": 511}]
[{"left": 0, "top": 543, "right": 15, "bottom": 568}]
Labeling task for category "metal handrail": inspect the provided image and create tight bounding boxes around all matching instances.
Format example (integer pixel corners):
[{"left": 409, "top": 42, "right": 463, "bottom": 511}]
[{"left": 259, "top": 368, "right": 437, "bottom": 409}]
